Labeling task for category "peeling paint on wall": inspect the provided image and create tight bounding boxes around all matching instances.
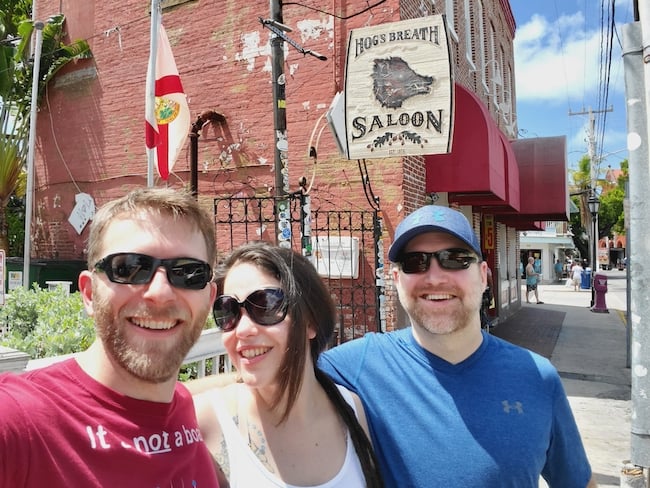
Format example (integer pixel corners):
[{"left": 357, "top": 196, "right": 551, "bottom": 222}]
[
  {"left": 236, "top": 29, "right": 309, "bottom": 73},
  {"left": 296, "top": 17, "right": 334, "bottom": 42},
  {"left": 236, "top": 18, "right": 331, "bottom": 74},
  {"left": 235, "top": 30, "right": 270, "bottom": 71}
]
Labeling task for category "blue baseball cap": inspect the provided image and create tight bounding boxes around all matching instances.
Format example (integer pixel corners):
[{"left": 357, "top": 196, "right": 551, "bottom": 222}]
[{"left": 388, "top": 206, "right": 483, "bottom": 262}]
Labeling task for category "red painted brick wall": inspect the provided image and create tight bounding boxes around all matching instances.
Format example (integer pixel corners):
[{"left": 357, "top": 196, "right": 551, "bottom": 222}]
[
  {"left": 33, "top": 0, "right": 406, "bottom": 260},
  {"left": 32, "top": 0, "right": 515, "bottom": 328}
]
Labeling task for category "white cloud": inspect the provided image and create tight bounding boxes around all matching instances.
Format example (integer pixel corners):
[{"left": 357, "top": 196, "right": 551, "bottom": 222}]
[{"left": 514, "top": 11, "right": 623, "bottom": 103}]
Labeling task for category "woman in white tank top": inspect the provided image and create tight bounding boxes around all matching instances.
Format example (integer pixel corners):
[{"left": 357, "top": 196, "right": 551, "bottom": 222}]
[{"left": 193, "top": 241, "right": 383, "bottom": 488}]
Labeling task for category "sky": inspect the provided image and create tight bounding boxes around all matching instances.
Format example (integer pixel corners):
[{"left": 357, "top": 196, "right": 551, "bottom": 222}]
[{"left": 509, "top": 0, "right": 636, "bottom": 176}]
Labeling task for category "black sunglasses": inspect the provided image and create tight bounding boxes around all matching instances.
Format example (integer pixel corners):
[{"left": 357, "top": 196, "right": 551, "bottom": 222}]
[
  {"left": 94, "top": 252, "right": 213, "bottom": 290},
  {"left": 399, "top": 248, "right": 479, "bottom": 273},
  {"left": 213, "top": 288, "right": 288, "bottom": 332}
]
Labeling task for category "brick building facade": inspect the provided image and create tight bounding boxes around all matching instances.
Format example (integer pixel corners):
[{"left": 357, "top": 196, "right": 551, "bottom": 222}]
[{"left": 31, "top": 0, "right": 567, "bottom": 328}]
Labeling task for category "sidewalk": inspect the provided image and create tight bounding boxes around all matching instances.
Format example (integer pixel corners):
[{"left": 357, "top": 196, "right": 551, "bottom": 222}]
[{"left": 491, "top": 281, "right": 631, "bottom": 488}]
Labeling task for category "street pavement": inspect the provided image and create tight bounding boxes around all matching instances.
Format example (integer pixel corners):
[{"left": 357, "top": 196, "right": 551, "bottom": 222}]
[{"left": 491, "top": 272, "right": 632, "bottom": 487}]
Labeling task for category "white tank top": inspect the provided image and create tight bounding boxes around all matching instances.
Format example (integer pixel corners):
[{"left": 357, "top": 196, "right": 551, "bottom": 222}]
[{"left": 208, "top": 384, "right": 367, "bottom": 488}]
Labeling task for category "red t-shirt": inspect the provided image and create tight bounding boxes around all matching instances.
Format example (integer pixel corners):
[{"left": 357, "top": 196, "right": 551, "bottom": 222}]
[{"left": 0, "top": 359, "right": 219, "bottom": 487}]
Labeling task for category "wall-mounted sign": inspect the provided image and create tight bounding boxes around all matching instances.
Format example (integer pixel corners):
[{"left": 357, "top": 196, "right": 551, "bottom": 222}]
[
  {"left": 8, "top": 271, "right": 21, "bottom": 291},
  {"left": 483, "top": 214, "right": 495, "bottom": 250},
  {"left": 310, "top": 236, "right": 359, "bottom": 279},
  {"left": 343, "top": 16, "right": 453, "bottom": 159}
]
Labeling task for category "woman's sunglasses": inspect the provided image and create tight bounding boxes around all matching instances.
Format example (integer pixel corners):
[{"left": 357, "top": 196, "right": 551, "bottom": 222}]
[
  {"left": 213, "top": 288, "right": 288, "bottom": 332},
  {"left": 94, "top": 252, "right": 212, "bottom": 290},
  {"left": 399, "top": 248, "right": 479, "bottom": 274}
]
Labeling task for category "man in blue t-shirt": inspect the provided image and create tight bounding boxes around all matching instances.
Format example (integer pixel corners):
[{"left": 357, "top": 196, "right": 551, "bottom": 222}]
[{"left": 319, "top": 205, "right": 595, "bottom": 488}]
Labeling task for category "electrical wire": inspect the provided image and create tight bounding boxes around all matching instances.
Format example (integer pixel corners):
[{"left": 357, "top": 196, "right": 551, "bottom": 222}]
[
  {"left": 0, "top": 15, "right": 146, "bottom": 78},
  {"left": 594, "top": 0, "right": 615, "bottom": 168},
  {"left": 304, "top": 111, "right": 327, "bottom": 194},
  {"left": 281, "top": 0, "right": 387, "bottom": 20},
  {"left": 44, "top": 84, "right": 82, "bottom": 194}
]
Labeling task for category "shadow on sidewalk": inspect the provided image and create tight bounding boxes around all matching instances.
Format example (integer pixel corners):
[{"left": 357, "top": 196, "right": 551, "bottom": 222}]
[{"left": 491, "top": 306, "right": 565, "bottom": 359}]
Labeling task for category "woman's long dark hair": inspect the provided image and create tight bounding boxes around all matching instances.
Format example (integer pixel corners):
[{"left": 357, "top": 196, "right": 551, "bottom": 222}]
[
  {"left": 315, "top": 368, "right": 384, "bottom": 488},
  {"left": 214, "top": 241, "right": 384, "bottom": 487}
]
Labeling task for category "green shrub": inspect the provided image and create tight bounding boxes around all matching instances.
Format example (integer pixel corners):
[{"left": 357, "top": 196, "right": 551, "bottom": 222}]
[
  {"left": 0, "top": 286, "right": 217, "bottom": 379},
  {"left": 0, "top": 285, "right": 95, "bottom": 359}
]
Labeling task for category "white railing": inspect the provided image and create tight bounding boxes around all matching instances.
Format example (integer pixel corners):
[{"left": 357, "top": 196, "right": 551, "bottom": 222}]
[
  {"left": 3, "top": 328, "right": 230, "bottom": 376},
  {"left": 182, "top": 328, "right": 232, "bottom": 377},
  {"left": 0, "top": 346, "right": 31, "bottom": 373}
]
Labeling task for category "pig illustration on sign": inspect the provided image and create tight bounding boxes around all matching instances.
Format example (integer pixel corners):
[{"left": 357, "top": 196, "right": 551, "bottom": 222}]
[{"left": 372, "top": 57, "right": 434, "bottom": 109}]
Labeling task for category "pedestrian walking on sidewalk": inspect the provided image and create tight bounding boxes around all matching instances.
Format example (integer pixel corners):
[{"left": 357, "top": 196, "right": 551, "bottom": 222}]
[
  {"left": 571, "top": 261, "right": 584, "bottom": 291},
  {"left": 480, "top": 264, "right": 495, "bottom": 330},
  {"left": 318, "top": 205, "right": 597, "bottom": 488},
  {"left": 554, "top": 259, "right": 563, "bottom": 282},
  {"left": 525, "top": 256, "right": 544, "bottom": 304}
]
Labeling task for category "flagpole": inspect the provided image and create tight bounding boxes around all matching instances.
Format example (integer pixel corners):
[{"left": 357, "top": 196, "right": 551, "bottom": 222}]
[
  {"left": 146, "top": 0, "right": 161, "bottom": 187},
  {"left": 22, "top": 21, "right": 44, "bottom": 289}
]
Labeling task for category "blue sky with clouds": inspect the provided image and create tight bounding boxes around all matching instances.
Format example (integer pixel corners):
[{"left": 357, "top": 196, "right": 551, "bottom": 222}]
[{"left": 509, "top": 0, "right": 635, "bottom": 174}]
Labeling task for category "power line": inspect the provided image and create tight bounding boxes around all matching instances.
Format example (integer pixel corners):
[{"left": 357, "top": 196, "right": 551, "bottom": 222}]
[{"left": 594, "top": 1, "right": 614, "bottom": 159}]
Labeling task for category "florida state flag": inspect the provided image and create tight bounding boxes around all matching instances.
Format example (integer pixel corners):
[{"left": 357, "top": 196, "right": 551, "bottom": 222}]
[{"left": 145, "top": 24, "right": 190, "bottom": 180}]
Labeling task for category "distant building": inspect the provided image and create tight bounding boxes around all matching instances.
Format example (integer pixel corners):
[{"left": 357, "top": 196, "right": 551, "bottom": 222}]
[{"left": 520, "top": 221, "right": 576, "bottom": 283}]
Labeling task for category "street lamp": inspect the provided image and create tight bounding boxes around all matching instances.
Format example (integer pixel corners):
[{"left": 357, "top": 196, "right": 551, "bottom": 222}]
[{"left": 588, "top": 193, "right": 600, "bottom": 307}]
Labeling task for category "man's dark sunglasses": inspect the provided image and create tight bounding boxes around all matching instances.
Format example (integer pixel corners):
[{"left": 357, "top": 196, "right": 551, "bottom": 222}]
[
  {"left": 399, "top": 248, "right": 479, "bottom": 273},
  {"left": 213, "top": 288, "right": 288, "bottom": 332},
  {"left": 94, "top": 252, "right": 212, "bottom": 290}
]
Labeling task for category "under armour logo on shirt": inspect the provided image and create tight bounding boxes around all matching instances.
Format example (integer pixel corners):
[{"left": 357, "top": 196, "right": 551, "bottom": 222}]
[{"left": 502, "top": 400, "right": 524, "bottom": 414}]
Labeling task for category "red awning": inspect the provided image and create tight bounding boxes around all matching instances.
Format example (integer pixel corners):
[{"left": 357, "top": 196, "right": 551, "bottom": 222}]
[
  {"left": 498, "top": 136, "right": 569, "bottom": 227},
  {"left": 424, "top": 83, "right": 519, "bottom": 212}
]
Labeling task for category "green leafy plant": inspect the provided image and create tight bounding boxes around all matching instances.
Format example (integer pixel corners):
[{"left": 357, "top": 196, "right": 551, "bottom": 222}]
[
  {"left": 0, "top": 285, "right": 94, "bottom": 359},
  {"left": 0, "top": 285, "right": 218, "bottom": 381}
]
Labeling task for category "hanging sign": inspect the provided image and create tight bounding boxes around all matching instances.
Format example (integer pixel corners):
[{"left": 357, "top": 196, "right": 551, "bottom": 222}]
[{"left": 344, "top": 15, "right": 453, "bottom": 159}]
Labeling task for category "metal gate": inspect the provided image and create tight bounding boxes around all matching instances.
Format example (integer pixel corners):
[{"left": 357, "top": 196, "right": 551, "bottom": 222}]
[{"left": 213, "top": 193, "right": 383, "bottom": 343}]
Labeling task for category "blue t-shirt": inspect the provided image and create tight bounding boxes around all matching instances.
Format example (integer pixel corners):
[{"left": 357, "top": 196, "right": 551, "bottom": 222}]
[{"left": 318, "top": 329, "right": 592, "bottom": 488}]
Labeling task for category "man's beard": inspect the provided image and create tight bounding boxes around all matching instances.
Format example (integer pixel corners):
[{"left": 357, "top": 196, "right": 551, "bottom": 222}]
[
  {"left": 404, "top": 288, "right": 483, "bottom": 336},
  {"left": 92, "top": 289, "right": 207, "bottom": 383}
]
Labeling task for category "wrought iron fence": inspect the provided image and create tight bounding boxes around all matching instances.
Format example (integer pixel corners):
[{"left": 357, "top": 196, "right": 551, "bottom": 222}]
[{"left": 213, "top": 193, "right": 384, "bottom": 343}]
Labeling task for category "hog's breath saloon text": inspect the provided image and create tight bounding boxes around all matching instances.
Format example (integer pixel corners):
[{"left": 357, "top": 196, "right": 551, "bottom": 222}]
[
  {"left": 350, "top": 109, "right": 444, "bottom": 142},
  {"left": 353, "top": 24, "right": 441, "bottom": 58}
]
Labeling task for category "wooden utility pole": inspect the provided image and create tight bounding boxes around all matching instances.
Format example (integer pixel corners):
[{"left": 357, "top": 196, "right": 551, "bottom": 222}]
[
  {"left": 568, "top": 106, "right": 613, "bottom": 306},
  {"left": 568, "top": 106, "right": 614, "bottom": 190}
]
